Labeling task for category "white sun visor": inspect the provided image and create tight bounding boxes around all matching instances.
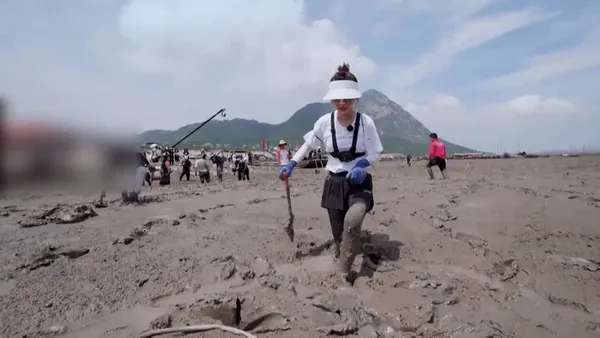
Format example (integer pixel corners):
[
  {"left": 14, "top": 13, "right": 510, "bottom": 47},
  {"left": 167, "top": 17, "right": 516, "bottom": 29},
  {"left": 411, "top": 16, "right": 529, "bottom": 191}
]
[{"left": 322, "top": 80, "right": 361, "bottom": 101}]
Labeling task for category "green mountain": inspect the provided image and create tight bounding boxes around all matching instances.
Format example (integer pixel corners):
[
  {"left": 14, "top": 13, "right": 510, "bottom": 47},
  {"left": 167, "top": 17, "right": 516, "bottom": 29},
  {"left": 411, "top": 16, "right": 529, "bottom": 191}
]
[{"left": 138, "top": 89, "right": 476, "bottom": 155}]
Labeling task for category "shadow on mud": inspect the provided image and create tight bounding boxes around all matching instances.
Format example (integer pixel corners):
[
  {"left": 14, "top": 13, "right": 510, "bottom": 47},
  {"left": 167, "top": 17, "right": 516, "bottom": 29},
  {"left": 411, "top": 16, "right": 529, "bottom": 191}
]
[
  {"left": 295, "top": 240, "right": 334, "bottom": 259},
  {"left": 294, "top": 231, "right": 404, "bottom": 280},
  {"left": 358, "top": 231, "right": 404, "bottom": 278}
]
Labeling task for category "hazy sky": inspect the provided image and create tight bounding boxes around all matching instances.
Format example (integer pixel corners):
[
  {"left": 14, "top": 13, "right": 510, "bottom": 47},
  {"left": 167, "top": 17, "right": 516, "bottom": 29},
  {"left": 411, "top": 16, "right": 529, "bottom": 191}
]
[{"left": 1, "top": 0, "right": 599, "bottom": 152}]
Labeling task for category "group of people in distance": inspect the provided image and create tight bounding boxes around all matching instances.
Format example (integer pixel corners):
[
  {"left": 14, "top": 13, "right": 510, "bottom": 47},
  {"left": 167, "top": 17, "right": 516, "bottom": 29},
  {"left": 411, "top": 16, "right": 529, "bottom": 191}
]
[{"left": 276, "top": 63, "right": 449, "bottom": 281}]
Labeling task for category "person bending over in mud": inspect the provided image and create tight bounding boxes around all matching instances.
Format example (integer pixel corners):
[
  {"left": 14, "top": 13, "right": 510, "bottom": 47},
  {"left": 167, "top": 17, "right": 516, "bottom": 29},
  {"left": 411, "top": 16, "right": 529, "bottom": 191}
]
[
  {"left": 122, "top": 150, "right": 151, "bottom": 203},
  {"left": 279, "top": 63, "right": 383, "bottom": 277},
  {"left": 211, "top": 153, "right": 224, "bottom": 182},
  {"left": 426, "top": 133, "right": 449, "bottom": 180}
]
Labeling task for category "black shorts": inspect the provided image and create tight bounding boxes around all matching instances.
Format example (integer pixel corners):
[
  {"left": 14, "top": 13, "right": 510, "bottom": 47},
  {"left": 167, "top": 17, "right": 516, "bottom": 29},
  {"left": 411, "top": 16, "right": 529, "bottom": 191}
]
[
  {"left": 427, "top": 157, "right": 447, "bottom": 171},
  {"left": 321, "top": 171, "right": 374, "bottom": 212}
]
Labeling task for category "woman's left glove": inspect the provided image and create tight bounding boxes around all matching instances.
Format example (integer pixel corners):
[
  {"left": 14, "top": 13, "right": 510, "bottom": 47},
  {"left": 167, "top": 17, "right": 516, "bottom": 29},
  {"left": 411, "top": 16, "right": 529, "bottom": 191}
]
[
  {"left": 279, "top": 160, "right": 297, "bottom": 180},
  {"left": 346, "top": 158, "right": 370, "bottom": 185}
]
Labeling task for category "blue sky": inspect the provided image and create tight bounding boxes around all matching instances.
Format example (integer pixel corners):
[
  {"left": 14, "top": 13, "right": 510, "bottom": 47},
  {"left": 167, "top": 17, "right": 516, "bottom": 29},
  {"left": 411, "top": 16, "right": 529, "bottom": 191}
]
[{"left": 1, "top": 0, "right": 599, "bottom": 152}]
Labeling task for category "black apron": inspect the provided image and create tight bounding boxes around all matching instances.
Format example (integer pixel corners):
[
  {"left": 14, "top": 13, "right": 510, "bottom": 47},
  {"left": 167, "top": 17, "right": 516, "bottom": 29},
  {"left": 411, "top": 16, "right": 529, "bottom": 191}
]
[{"left": 321, "top": 171, "right": 374, "bottom": 212}]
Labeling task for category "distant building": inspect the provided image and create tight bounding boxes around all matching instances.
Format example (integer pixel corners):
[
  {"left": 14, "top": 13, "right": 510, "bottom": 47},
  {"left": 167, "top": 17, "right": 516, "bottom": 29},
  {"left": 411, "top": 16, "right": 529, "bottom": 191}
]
[{"left": 450, "top": 152, "right": 484, "bottom": 159}]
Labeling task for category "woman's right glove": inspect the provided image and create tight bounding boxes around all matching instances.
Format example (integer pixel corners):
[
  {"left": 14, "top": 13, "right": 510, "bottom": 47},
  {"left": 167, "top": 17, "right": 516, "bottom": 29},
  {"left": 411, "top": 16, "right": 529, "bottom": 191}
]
[{"left": 279, "top": 160, "right": 297, "bottom": 180}]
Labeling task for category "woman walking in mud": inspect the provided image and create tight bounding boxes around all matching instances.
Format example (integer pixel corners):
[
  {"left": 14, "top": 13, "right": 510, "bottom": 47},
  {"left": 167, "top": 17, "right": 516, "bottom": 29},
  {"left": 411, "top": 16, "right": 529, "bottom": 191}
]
[{"left": 278, "top": 63, "right": 383, "bottom": 276}]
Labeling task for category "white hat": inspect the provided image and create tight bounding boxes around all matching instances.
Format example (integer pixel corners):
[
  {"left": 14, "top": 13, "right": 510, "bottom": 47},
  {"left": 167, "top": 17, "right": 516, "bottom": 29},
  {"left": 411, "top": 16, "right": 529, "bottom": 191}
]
[
  {"left": 279, "top": 140, "right": 287, "bottom": 145},
  {"left": 323, "top": 80, "right": 361, "bottom": 101}
]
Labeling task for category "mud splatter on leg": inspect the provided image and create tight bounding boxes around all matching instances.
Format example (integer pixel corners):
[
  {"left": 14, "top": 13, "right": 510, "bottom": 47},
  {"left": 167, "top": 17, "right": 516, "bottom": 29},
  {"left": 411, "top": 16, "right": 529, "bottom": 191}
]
[
  {"left": 327, "top": 209, "right": 345, "bottom": 259},
  {"left": 338, "top": 202, "right": 367, "bottom": 273},
  {"left": 426, "top": 167, "right": 435, "bottom": 180}
]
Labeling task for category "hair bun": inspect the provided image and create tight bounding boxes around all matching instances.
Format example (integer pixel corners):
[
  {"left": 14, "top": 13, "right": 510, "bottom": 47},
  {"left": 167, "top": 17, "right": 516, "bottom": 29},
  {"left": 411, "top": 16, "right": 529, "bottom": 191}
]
[{"left": 337, "top": 63, "right": 350, "bottom": 73}]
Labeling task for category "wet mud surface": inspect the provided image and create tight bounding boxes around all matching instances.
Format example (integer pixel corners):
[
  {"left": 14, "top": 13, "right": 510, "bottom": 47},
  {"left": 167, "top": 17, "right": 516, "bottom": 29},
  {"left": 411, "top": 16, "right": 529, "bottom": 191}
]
[{"left": 1, "top": 157, "right": 600, "bottom": 337}]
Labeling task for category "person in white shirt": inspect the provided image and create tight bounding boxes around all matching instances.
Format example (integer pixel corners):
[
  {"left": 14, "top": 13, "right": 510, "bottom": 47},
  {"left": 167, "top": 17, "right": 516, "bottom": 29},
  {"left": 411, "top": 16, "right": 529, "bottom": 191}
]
[
  {"left": 278, "top": 63, "right": 383, "bottom": 275},
  {"left": 276, "top": 140, "right": 292, "bottom": 168}
]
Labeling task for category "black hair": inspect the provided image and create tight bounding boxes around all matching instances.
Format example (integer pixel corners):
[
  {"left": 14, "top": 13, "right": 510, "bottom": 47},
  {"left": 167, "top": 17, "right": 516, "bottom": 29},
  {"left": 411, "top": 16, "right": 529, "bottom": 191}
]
[
  {"left": 330, "top": 63, "right": 357, "bottom": 82},
  {"left": 429, "top": 133, "right": 438, "bottom": 139}
]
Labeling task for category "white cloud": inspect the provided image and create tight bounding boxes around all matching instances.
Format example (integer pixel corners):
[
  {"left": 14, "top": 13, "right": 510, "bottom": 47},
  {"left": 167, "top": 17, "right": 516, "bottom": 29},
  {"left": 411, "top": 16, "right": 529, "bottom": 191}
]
[
  {"left": 407, "top": 93, "right": 578, "bottom": 126},
  {"left": 505, "top": 95, "right": 574, "bottom": 115},
  {"left": 383, "top": 8, "right": 558, "bottom": 89},
  {"left": 379, "top": 0, "right": 493, "bottom": 20},
  {"left": 405, "top": 93, "right": 585, "bottom": 152},
  {"left": 118, "top": 0, "right": 376, "bottom": 99},
  {"left": 485, "top": 47, "right": 600, "bottom": 89},
  {"left": 0, "top": 0, "right": 376, "bottom": 132}
]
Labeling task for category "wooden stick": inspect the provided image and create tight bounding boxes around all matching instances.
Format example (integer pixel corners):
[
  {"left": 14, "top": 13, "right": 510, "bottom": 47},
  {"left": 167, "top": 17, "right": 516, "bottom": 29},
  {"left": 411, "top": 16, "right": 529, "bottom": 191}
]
[
  {"left": 139, "top": 324, "right": 257, "bottom": 338},
  {"left": 282, "top": 173, "right": 295, "bottom": 242}
]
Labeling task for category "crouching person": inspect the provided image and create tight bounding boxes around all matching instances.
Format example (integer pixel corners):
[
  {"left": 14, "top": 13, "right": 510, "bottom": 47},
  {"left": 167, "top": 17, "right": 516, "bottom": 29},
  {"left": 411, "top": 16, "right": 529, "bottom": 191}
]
[{"left": 122, "top": 151, "right": 149, "bottom": 203}]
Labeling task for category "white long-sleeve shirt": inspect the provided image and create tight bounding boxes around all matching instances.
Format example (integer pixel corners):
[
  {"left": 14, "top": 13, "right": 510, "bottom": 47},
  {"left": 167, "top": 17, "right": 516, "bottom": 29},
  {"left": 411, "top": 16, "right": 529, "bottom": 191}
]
[{"left": 292, "top": 111, "right": 383, "bottom": 173}]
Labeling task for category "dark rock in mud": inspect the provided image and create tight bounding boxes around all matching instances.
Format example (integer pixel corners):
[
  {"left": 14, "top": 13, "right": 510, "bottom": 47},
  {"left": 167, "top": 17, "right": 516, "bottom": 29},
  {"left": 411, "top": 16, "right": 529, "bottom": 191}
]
[{"left": 60, "top": 248, "right": 90, "bottom": 259}]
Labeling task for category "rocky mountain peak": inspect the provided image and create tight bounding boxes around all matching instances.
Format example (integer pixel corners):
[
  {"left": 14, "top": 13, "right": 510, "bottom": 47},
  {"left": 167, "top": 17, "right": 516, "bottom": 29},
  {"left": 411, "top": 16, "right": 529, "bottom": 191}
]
[{"left": 357, "top": 89, "right": 431, "bottom": 142}]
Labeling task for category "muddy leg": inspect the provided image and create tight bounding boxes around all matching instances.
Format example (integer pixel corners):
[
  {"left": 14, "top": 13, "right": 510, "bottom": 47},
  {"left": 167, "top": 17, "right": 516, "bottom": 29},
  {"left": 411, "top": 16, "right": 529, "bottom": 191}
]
[
  {"left": 426, "top": 167, "right": 435, "bottom": 180},
  {"left": 327, "top": 209, "right": 345, "bottom": 259},
  {"left": 338, "top": 202, "right": 367, "bottom": 273},
  {"left": 441, "top": 169, "right": 449, "bottom": 179},
  {"left": 121, "top": 190, "right": 129, "bottom": 204}
]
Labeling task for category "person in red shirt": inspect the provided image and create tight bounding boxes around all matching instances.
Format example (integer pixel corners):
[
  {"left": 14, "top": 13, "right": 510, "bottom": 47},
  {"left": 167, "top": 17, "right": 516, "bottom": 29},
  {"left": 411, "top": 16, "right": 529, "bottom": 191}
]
[{"left": 426, "top": 133, "right": 449, "bottom": 180}]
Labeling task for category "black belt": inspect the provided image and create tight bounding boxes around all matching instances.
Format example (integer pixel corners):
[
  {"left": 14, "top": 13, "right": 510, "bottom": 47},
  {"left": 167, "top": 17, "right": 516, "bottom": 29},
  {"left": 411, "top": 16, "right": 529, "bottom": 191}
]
[{"left": 328, "top": 171, "right": 348, "bottom": 176}]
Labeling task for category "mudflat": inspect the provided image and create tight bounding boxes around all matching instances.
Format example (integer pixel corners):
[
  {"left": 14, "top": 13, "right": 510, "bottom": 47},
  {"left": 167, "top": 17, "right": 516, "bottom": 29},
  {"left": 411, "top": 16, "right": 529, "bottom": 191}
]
[{"left": 1, "top": 157, "right": 600, "bottom": 338}]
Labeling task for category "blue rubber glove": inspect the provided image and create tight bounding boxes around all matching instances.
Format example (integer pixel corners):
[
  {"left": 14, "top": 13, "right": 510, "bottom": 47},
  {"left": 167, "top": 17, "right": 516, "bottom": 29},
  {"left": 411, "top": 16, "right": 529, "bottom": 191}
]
[
  {"left": 346, "top": 158, "right": 370, "bottom": 184},
  {"left": 279, "top": 160, "right": 297, "bottom": 180}
]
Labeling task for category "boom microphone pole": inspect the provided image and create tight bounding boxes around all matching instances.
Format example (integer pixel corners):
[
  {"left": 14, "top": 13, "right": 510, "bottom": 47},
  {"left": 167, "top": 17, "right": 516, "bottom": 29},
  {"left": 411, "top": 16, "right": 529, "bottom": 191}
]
[{"left": 171, "top": 108, "right": 226, "bottom": 149}]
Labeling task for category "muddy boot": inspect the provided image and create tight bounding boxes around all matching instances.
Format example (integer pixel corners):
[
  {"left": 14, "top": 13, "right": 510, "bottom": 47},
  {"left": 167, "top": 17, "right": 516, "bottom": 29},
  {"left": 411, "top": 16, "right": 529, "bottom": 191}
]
[
  {"left": 334, "top": 241, "right": 341, "bottom": 259},
  {"left": 338, "top": 202, "right": 367, "bottom": 274},
  {"left": 441, "top": 169, "right": 449, "bottom": 180},
  {"left": 426, "top": 167, "right": 435, "bottom": 180}
]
